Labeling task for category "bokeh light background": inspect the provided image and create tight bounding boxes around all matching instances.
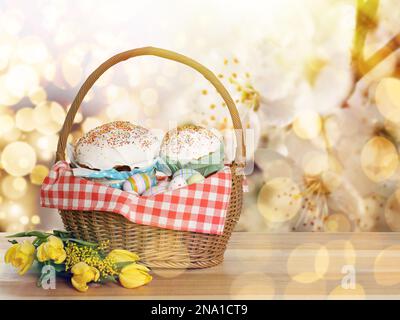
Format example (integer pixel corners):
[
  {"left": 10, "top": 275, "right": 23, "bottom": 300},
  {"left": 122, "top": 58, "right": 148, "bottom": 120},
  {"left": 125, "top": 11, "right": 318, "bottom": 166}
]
[{"left": 0, "top": 0, "right": 400, "bottom": 233}]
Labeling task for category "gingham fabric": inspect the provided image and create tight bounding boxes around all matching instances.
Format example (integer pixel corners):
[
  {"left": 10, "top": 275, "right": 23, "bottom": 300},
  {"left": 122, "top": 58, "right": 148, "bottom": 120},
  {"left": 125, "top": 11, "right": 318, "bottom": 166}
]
[{"left": 40, "top": 161, "right": 232, "bottom": 235}]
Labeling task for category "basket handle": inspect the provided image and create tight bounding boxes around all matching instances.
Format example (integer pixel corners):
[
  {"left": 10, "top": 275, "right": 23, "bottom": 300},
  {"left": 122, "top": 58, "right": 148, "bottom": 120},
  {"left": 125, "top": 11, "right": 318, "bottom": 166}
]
[{"left": 56, "top": 47, "right": 246, "bottom": 164}]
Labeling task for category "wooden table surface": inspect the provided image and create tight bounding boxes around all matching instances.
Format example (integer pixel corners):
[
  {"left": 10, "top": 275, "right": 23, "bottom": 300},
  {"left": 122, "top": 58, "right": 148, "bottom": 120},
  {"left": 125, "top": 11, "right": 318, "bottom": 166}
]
[{"left": 1, "top": 232, "right": 400, "bottom": 300}]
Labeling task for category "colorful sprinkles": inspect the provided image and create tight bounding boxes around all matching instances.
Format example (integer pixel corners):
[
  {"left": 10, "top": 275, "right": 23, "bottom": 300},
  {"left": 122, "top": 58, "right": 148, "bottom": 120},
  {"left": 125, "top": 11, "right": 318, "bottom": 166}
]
[{"left": 75, "top": 121, "right": 159, "bottom": 160}]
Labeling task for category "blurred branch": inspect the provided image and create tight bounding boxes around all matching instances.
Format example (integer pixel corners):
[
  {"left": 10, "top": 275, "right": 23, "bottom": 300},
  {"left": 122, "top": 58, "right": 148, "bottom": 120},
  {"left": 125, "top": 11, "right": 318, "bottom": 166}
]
[
  {"left": 362, "top": 32, "right": 400, "bottom": 75},
  {"left": 343, "top": 32, "right": 400, "bottom": 108},
  {"left": 342, "top": 0, "right": 400, "bottom": 107},
  {"left": 351, "top": 0, "right": 380, "bottom": 80}
]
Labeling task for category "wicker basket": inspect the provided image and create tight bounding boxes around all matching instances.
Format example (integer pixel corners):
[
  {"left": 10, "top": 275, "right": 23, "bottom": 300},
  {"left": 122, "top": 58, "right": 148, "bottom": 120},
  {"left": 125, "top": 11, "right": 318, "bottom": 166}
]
[{"left": 55, "top": 47, "right": 246, "bottom": 269}]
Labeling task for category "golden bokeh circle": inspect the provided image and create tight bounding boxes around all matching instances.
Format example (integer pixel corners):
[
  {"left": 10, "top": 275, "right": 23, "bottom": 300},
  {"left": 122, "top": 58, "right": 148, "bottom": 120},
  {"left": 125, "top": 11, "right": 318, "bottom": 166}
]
[
  {"left": 0, "top": 114, "right": 15, "bottom": 135},
  {"left": 1, "top": 176, "right": 27, "bottom": 200},
  {"left": 1, "top": 127, "right": 22, "bottom": 143},
  {"left": 51, "top": 102, "right": 66, "bottom": 123},
  {"left": 5, "top": 64, "right": 39, "bottom": 98},
  {"left": 375, "top": 77, "right": 400, "bottom": 122},
  {"left": 106, "top": 85, "right": 129, "bottom": 103},
  {"left": 15, "top": 107, "right": 36, "bottom": 132},
  {"left": 374, "top": 245, "right": 400, "bottom": 286},
  {"left": 19, "top": 215, "right": 29, "bottom": 225},
  {"left": 35, "top": 134, "right": 58, "bottom": 153},
  {"left": 30, "top": 165, "right": 49, "bottom": 185},
  {"left": 7, "top": 202, "right": 23, "bottom": 217},
  {"left": 287, "top": 243, "right": 329, "bottom": 283},
  {"left": 230, "top": 272, "right": 275, "bottom": 299},
  {"left": 257, "top": 177, "right": 302, "bottom": 223},
  {"left": 384, "top": 190, "right": 400, "bottom": 231},
  {"left": 28, "top": 87, "right": 47, "bottom": 104},
  {"left": 61, "top": 55, "right": 83, "bottom": 87},
  {"left": 328, "top": 283, "right": 365, "bottom": 300},
  {"left": 0, "top": 74, "right": 21, "bottom": 106},
  {"left": 324, "top": 240, "right": 356, "bottom": 280},
  {"left": 33, "top": 101, "right": 65, "bottom": 135},
  {"left": 293, "top": 110, "right": 322, "bottom": 140},
  {"left": 31, "top": 215, "right": 41, "bottom": 225},
  {"left": 1, "top": 141, "right": 37, "bottom": 176},
  {"left": 360, "top": 136, "right": 398, "bottom": 182},
  {"left": 324, "top": 213, "right": 352, "bottom": 232},
  {"left": 284, "top": 280, "right": 326, "bottom": 299}
]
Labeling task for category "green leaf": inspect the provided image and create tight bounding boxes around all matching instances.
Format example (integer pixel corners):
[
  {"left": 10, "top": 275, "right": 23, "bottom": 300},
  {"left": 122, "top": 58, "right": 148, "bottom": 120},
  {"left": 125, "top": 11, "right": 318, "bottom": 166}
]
[
  {"left": 6, "top": 231, "right": 51, "bottom": 239},
  {"left": 100, "top": 275, "right": 118, "bottom": 284},
  {"left": 50, "top": 263, "right": 66, "bottom": 273},
  {"left": 52, "top": 230, "right": 71, "bottom": 237},
  {"left": 32, "top": 237, "right": 45, "bottom": 247},
  {"left": 114, "top": 261, "right": 134, "bottom": 271},
  {"left": 63, "top": 238, "right": 98, "bottom": 247},
  {"left": 7, "top": 239, "right": 18, "bottom": 244}
]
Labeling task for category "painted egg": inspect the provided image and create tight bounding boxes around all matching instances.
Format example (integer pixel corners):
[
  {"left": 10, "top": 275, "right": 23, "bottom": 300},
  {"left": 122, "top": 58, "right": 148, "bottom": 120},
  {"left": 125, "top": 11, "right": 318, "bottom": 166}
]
[
  {"left": 187, "top": 173, "right": 205, "bottom": 185},
  {"left": 168, "top": 176, "right": 188, "bottom": 191},
  {"left": 142, "top": 181, "right": 169, "bottom": 196},
  {"left": 122, "top": 173, "right": 156, "bottom": 195},
  {"left": 172, "top": 168, "right": 199, "bottom": 181}
]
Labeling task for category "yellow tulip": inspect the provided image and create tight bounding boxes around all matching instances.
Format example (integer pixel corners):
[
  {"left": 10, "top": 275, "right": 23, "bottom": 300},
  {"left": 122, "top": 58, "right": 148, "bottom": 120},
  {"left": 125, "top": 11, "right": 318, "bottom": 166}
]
[
  {"left": 37, "top": 235, "right": 66, "bottom": 264},
  {"left": 107, "top": 249, "right": 139, "bottom": 263},
  {"left": 4, "top": 240, "right": 35, "bottom": 275},
  {"left": 119, "top": 263, "right": 152, "bottom": 289},
  {"left": 71, "top": 262, "right": 100, "bottom": 292}
]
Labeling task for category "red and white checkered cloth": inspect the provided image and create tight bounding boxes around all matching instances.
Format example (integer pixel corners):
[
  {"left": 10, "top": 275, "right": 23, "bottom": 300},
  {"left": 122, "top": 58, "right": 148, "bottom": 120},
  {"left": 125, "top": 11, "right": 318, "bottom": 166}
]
[{"left": 40, "top": 161, "right": 232, "bottom": 235}]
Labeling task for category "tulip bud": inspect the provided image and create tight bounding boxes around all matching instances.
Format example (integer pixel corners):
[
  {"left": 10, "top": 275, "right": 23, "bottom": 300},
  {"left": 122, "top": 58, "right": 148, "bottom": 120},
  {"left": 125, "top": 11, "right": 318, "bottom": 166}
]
[
  {"left": 4, "top": 240, "right": 35, "bottom": 275},
  {"left": 71, "top": 262, "right": 100, "bottom": 292},
  {"left": 107, "top": 249, "right": 139, "bottom": 263},
  {"left": 119, "top": 263, "right": 152, "bottom": 289},
  {"left": 37, "top": 235, "right": 66, "bottom": 264}
]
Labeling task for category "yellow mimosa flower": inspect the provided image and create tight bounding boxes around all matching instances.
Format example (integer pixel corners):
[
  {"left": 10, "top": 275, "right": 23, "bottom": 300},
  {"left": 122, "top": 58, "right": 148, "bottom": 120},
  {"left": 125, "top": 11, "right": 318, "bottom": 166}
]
[
  {"left": 4, "top": 240, "right": 35, "bottom": 275},
  {"left": 107, "top": 249, "right": 139, "bottom": 263},
  {"left": 37, "top": 235, "right": 66, "bottom": 264},
  {"left": 119, "top": 263, "right": 152, "bottom": 289},
  {"left": 71, "top": 262, "right": 100, "bottom": 292}
]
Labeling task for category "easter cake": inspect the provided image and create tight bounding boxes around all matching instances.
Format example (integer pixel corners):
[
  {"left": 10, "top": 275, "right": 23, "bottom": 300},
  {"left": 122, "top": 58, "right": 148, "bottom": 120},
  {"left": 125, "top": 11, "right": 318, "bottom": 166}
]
[
  {"left": 160, "top": 124, "right": 224, "bottom": 176},
  {"left": 75, "top": 121, "right": 160, "bottom": 171}
]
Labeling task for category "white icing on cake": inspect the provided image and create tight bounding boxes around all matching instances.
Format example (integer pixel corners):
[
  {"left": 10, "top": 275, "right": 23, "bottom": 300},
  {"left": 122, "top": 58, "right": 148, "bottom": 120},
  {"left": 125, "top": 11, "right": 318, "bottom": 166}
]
[
  {"left": 75, "top": 121, "right": 160, "bottom": 170},
  {"left": 160, "top": 124, "right": 222, "bottom": 161}
]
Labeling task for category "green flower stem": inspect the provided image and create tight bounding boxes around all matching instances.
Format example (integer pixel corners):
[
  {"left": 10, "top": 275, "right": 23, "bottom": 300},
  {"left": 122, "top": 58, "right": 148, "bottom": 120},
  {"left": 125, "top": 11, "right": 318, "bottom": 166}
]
[
  {"left": 61, "top": 238, "right": 98, "bottom": 247},
  {"left": 6, "top": 230, "right": 98, "bottom": 247},
  {"left": 6, "top": 231, "right": 52, "bottom": 239}
]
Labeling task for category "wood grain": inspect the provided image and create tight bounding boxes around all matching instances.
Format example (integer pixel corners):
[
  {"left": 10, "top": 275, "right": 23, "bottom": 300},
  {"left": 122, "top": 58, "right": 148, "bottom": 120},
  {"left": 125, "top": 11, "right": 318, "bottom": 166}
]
[{"left": 1, "top": 232, "right": 400, "bottom": 300}]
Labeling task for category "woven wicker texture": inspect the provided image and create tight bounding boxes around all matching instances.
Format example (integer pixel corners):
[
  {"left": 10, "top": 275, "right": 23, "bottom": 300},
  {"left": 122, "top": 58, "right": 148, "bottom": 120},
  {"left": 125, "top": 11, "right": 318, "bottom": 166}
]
[{"left": 56, "top": 47, "right": 245, "bottom": 269}]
